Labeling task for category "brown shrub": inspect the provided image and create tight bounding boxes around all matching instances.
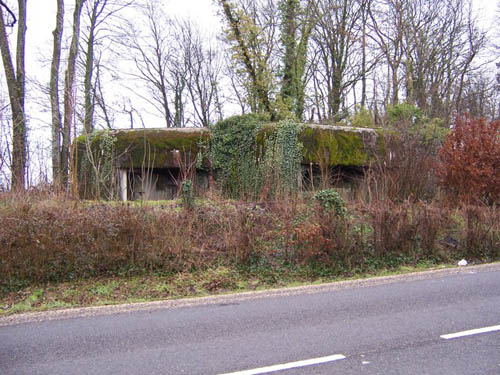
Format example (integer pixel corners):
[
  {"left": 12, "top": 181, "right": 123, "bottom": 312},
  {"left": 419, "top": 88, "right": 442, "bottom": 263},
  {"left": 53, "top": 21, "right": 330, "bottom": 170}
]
[
  {"left": 360, "top": 126, "right": 439, "bottom": 203},
  {"left": 362, "top": 200, "right": 452, "bottom": 263},
  {"left": 461, "top": 205, "right": 500, "bottom": 260},
  {"left": 0, "top": 193, "right": 498, "bottom": 290},
  {"left": 436, "top": 116, "right": 500, "bottom": 204}
]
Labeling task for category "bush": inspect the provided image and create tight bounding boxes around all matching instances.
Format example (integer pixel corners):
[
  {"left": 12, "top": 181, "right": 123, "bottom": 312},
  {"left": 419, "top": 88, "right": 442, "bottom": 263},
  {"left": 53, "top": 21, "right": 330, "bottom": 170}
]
[
  {"left": 362, "top": 103, "right": 447, "bottom": 202},
  {"left": 313, "top": 189, "right": 347, "bottom": 218},
  {"left": 0, "top": 198, "right": 276, "bottom": 288},
  {"left": 349, "top": 106, "right": 375, "bottom": 128},
  {"left": 180, "top": 179, "right": 194, "bottom": 209},
  {"left": 386, "top": 103, "right": 423, "bottom": 127},
  {"left": 437, "top": 116, "right": 500, "bottom": 204}
]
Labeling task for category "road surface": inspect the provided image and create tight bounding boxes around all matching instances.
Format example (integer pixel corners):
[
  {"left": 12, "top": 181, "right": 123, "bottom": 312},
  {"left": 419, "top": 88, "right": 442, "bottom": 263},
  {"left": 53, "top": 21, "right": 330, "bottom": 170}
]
[{"left": 1, "top": 264, "right": 499, "bottom": 374}]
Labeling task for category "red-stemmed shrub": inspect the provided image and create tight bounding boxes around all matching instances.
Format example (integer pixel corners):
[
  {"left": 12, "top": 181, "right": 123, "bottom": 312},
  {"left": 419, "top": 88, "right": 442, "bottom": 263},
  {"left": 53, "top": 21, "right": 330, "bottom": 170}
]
[{"left": 437, "top": 116, "right": 500, "bottom": 204}]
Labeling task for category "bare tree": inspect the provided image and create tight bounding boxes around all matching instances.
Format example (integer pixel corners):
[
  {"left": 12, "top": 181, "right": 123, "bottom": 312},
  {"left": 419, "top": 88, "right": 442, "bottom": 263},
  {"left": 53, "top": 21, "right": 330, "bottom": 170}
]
[
  {"left": 459, "top": 69, "right": 500, "bottom": 119},
  {"left": 81, "top": 0, "right": 133, "bottom": 133},
  {"left": 309, "top": 0, "right": 374, "bottom": 121},
  {"left": 367, "top": 0, "right": 488, "bottom": 120},
  {"left": 0, "top": 0, "right": 27, "bottom": 190},
  {"left": 223, "top": 51, "right": 251, "bottom": 114},
  {"left": 401, "top": 0, "right": 486, "bottom": 118},
  {"left": 359, "top": 0, "right": 371, "bottom": 108},
  {"left": 0, "top": 95, "right": 12, "bottom": 188},
  {"left": 50, "top": 0, "right": 64, "bottom": 184},
  {"left": 368, "top": 0, "right": 408, "bottom": 107},
  {"left": 174, "top": 19, "right": 223, "bottom": 127},
  {"left": 61, "top": 0, "right": 86, "bottom": 187},
  {"left": 125, "top": 3, "right": 178, "bottom": 127},
  {"left": 92, "top": 55, "right": 115, "bottom": 129},
  {"left": 453, "top": 2, "right": 487, "bottom": 116}
]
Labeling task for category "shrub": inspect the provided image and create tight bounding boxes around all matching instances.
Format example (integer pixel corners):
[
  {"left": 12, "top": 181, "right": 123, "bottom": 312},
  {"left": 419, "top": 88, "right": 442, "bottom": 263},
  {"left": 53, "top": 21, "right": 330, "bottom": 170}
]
[
  {"left": 362, "top": 103, "right": 447, "bottom": 202},
  {"left": 363, "top": 130, "right": 438, "bottom": 202},
  {"left": 363, "top": 200, "right": 449, "bottom": 262},
  {"left": 386, "top": 103, "right": 423, "bottom": 127},
  {"left": 437, "top": 116, "right": 500, "bottom": 204},
  {"left": 349, "top": 106, "right": 375, "bottom": 128},
  {"left": 180, "top": 179, "right": 194, "bottom": 209},
  {"left": 461, "top": 205, "right": 500, "bottom": 260},
  {"left": 313, "top": 189, "right": 347, "bottom": 218},
  {"left": 1, "top": 192, "right": 497, "bottom": 291}
]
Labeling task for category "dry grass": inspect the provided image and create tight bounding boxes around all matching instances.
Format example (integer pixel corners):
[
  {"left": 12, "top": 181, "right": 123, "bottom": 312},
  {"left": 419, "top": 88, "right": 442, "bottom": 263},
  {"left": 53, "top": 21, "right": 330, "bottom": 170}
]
[{"left": 1, "top": 191, "right": 498, "bottom": 297}]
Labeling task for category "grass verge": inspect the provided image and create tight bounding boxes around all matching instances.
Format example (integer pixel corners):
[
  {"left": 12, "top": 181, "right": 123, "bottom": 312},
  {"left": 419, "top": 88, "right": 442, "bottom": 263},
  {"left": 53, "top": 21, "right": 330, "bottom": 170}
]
[{"left": 1, "top": 260, "right": 461, "bottom": 317}]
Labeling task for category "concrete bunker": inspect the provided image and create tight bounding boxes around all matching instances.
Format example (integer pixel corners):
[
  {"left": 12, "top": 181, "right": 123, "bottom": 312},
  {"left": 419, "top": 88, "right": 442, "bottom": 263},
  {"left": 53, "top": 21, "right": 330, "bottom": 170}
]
[{"left": 74, "top": 123, "right": 384, "bottom": 201}]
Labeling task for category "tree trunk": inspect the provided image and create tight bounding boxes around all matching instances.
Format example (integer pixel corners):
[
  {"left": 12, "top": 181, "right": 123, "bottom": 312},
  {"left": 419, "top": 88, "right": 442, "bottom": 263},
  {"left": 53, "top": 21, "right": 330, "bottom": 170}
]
[
  {"left": 0, "top": 0, "right": 27, "bottom": 190},
  {"left": 50, "top": 0, "right": 64, "bottom": 185},
  {"left": 83, "top": 1, "right": 98, "bottom": 134},
  {"left": 219, "top": 0, "right": 274, "bottom": 117},
  {"left": 281, "top": 0, "right": 298, "bottom": 112},
  {"left": 360, "top": 0, "right": 367, "bottom": 108},
  {"left": 280, "top": 0, "right": 313, "bottom": 120},
  {"left": 61, "top": 0, "right": 85, "bottom": 187}
]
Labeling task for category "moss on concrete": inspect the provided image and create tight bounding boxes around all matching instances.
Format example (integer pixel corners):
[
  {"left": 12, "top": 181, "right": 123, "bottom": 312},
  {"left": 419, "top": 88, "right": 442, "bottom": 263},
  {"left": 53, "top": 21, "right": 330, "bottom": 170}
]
[
  {"left": 75, "top": 123, "right": 382, "bottom": 172},
  {"left": 375, "top": 128, "right": 386, "bottom": 156},
  {"left": 299, "top": 126, "right": 368, "bottom": 166},
  {"left": 76, "top": 128, "right": 210, "bottom": 170}
]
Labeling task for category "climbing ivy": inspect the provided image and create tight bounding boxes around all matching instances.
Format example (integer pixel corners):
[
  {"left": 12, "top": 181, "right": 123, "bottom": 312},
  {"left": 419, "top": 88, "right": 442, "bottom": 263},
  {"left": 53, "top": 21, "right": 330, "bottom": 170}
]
[
  {"left": 208, "top": 114, "right": 303, "bottom": 200},
  {"left": 209, "top": 114, "right": 264, "bottom": 199},
  {"left": 79, "top": 130, "right": 117, "bottom": 200},
  {"left": 259, "top": 120, "right": 303, "bottom": 197},
  {"left": 277, "top": 120, "right": 303, "bottom": 193}
]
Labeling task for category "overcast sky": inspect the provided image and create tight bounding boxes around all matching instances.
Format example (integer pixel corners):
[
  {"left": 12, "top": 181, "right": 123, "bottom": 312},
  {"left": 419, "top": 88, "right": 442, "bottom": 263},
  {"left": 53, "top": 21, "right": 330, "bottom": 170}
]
[{"left": 24, "top": 0, "right": 498, "bottom": 79}]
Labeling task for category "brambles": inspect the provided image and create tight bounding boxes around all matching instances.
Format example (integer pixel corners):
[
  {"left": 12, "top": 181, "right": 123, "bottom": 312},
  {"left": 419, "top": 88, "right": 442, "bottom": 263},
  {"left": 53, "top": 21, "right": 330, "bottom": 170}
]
[
  {"left": 2, "top": 114, "right": 499, "bottom": 298},
  {"left": 3, "top": 191, "right": 496, "bottom": 293},
  {"left": 364, "top": 103, "right": 447, "bottom": 202}
]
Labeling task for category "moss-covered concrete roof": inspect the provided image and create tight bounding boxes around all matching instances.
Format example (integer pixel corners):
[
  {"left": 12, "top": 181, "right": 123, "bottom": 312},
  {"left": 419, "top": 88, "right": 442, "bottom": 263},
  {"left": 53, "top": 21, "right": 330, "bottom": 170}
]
[
  {"left": 75, "top": 124, "right": 383, "bottom": 170},
  {"left": 75, "top": 128, "right": 210, "bottom": 169},
  {"left": 298, "top": 124, "right": 384, "bottom": 167}
]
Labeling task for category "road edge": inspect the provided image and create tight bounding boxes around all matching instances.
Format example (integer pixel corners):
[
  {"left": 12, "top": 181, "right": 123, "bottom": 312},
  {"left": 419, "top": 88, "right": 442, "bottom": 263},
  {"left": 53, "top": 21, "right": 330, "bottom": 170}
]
[{"left": 1, "top": 262, "right": 499, "bottom": 327}]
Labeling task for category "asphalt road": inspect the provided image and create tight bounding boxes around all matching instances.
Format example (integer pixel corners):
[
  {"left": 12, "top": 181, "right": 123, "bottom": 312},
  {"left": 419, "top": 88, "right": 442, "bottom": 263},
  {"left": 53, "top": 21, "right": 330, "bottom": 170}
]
[{"left": 1, "top": 264, "right": 499, "bottom": 375}]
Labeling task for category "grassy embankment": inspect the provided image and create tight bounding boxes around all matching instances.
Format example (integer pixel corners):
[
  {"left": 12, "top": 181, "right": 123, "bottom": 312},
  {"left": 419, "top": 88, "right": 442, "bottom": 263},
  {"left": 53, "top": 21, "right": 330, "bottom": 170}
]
[{"left": 1, "top": 192, "right": 498, "bottom": 316}]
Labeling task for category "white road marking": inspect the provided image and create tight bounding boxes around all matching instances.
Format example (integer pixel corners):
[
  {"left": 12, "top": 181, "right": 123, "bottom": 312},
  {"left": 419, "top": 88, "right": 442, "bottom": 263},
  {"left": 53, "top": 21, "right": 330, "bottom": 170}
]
[
  {"left": 217, "top": 354, "right": 346, "bottom": 375},
  {"left": 440, "top": 325, "right": 500, "bottom": 340}
]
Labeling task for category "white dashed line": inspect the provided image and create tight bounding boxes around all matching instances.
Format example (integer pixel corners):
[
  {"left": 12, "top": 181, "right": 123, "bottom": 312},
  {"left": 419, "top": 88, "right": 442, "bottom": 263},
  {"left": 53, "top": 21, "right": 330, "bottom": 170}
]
[
  {"left": 440, "top": 325, "right": 500, "bottom": 340},
  {"left": 217, "top": 354, "right": 346, "bottom": 375}
]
